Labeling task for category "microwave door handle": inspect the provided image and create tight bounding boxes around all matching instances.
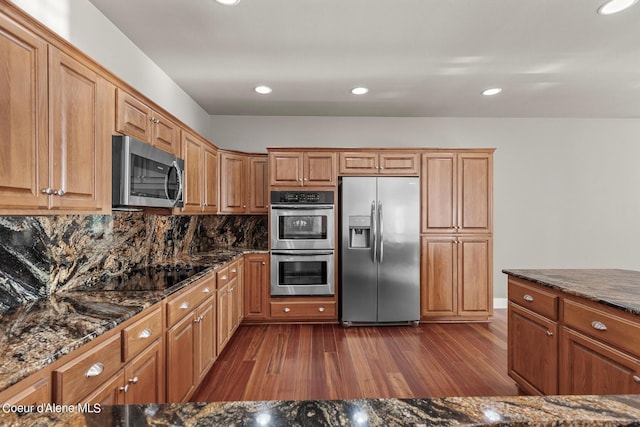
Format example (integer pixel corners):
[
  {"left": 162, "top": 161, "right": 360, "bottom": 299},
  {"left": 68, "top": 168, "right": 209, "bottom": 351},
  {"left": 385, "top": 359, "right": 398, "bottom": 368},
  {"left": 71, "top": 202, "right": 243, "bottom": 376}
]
[{"left": 165, "top": 160, "right": 183, "bottom": 207}]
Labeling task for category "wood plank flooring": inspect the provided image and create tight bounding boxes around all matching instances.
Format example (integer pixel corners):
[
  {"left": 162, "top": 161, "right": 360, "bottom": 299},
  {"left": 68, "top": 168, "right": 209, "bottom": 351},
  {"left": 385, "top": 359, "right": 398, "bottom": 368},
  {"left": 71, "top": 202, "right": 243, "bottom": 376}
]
[{"left": 191, "top": 309, "right": 518, "bottom": 402}]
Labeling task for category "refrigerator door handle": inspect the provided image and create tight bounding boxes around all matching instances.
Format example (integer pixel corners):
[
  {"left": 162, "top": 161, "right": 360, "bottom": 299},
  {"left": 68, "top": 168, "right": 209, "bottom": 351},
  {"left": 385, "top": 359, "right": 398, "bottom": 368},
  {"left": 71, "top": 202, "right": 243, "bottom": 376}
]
[
  {"left": 378, "top": 201, "right": 384, "bottom": 264},
  {"left": 371, "top": 201, "right": 377, "bottom": 263}
]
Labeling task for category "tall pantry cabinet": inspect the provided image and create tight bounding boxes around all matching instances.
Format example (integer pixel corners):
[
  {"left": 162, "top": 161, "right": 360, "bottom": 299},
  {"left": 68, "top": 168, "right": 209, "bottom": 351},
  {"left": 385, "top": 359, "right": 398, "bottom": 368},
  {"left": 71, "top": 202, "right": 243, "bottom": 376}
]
[{"left": 420, "top": 151, "right": 494, "bottom": 321}]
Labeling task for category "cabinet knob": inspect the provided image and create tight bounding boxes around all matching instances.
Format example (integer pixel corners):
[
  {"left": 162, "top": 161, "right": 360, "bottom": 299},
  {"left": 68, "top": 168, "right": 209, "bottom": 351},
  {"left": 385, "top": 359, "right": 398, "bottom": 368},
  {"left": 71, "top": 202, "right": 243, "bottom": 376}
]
[
  {"left": 204, "top": 287, "right": 211, "bottom": 293},
  {"left": 318, "top": 307, "right": 325, "bottom": 313},
  {"left": 231, "top": 269, "right": 237, "bottom": 273},
  {"left": 41, "top": 187, "right": 53, "bottom": 195},
  {"left": 591, "top": 321, "right": 607, "bottom": 331},
  {"left": 180, "top": 302, "right": 190, "bottom": 310},
  {"left": 523, "top": 294, "right": 534, "bottom": 302},
  {"left": 56, "top": 189, "right": 65, "bottom": 196},
  {"left": 633, "top": 375, "right": 640, "bottom": 383},
  {"left": 149, "top": 117, "right": 154, "bottom": 122},
  {"left": 138, "top": 328, "right": 152, "bottom": 339},
  {"left": 85, "top": 363, "right": 104, "bottom": 378},
  {"left": 546, "top": 330, "right": 553, "bottom": 337},
  {"left": 262, "top": 262, "right": 266, "bottom": 265},
  {"left": 119, "top": 385, "right": 129, "bottom": 393},
  {"left": 283, "top": 307, "right": 291, "bottom": 313},
  {"left": 129, "top": 376, "right": 139, "bottom": 384}
]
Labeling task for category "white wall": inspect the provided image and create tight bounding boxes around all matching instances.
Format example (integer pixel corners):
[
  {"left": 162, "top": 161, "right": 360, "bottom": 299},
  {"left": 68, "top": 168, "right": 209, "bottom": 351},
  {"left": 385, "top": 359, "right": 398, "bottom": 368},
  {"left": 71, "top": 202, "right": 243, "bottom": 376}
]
[
  {"left": 210, "top": 116, "right": 640, "bottom": 298},
  {"left": 10, "top": 0, "right": 211, "bottom": 136}
]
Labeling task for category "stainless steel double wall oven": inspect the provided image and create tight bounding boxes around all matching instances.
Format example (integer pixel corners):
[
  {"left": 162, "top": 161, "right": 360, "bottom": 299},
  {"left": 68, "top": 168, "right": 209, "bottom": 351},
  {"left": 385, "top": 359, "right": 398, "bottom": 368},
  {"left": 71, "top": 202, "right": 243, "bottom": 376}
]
[{"left": 270, "top": 191, "right": 335, "bottom": 296}]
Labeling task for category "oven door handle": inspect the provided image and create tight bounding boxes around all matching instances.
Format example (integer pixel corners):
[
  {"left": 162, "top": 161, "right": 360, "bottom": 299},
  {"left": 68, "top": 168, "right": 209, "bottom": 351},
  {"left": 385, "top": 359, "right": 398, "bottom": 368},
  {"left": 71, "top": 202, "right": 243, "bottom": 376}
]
[
  {"left": 270, "top": 205, "right": 334, "bottom": 210},
  {"left": 271, "top": 251, "right": 334, "bottom": 256}
]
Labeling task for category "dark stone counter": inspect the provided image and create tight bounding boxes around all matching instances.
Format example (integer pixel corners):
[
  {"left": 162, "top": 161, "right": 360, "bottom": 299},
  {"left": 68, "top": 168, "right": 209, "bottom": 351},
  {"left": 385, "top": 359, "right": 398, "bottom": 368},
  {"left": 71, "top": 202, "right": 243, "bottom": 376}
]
[
  {"left": 2, "top": 395, "right": 640, "bottom": 426},
  {"left": 0, "top": 248, "right": 266, "bottom": 393},
  {"left": 502, "top": 269, "right": 640, "bottom": 315}
]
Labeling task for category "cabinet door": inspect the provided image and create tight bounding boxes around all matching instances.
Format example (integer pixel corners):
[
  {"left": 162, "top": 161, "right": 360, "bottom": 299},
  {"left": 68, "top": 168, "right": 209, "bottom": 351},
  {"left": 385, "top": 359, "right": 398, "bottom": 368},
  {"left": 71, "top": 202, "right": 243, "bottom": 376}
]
[
  {"left": 560, "top": 327, "right": 640, "bottom": 395},
  {"left": 379, "top": 153, "right": 420, "bottom": 175},
  {"left": 220, "top": 152, "right": 246, "bottom": 213},
  {"left": 237, "top": 258, "right": 245, "bottom": 324},
  {"left": 151, "top": 110, "right": 179, "bottom": 156},
  {"left": 203, "top": 145, "right": 218, "bottom": 213},
  {"left": 229, "top": 279, "right": 239, "bottom": 334},
  {"left": 508, "top": 303, "right": 558, "bottom": 395},
  {"left": 304, "top": 152, "right": 337, "bottom": 186},
  {"left": 339, "top": 152, "right": 379, "bottom": 175},
  {"left": 182, "top": 130, "right": 204, "bottom": 213},
  {"left": 420, "top": 236, "right": 457, "bottom": 318},
  {"left": 269, "top": 152, "right": 303, "bottom": 187},
  {"left": 124, "top": 338, "right": 164, "bottom": 404},
  {"left": 196, "top": 297, "right": 217, "bottom": 384},
  {"left": 244, "top": 254, "right": 269, "bottom": 320},
  {"left": 457, "top": 235, "right": 492, "bottom": 317},
  {"left": 49, "top": 47, "right": 106, "bottom": 211},
  {"left": 458, "top": 153, "right": 492, "bottom": 234},
  {"left": 421, "top": 153, "right": 457, "bottom": 234},
  {"left": 0, "top": 13, "right": 48, "bottom": 210},
  {"left": 217, "top": 284, "right": 230, "bottom": 353},
  {"left": 248, "top": 156, "right": 268, "bottom": 213},
  {"left": 79, "top": 372, "right": 125, "bottom": 406},
  {"left": 166, "top": 313, "right": 195, "bottom": 402},
  {"left": 116, "top": 88, "right": 151, "bottom": 143}
]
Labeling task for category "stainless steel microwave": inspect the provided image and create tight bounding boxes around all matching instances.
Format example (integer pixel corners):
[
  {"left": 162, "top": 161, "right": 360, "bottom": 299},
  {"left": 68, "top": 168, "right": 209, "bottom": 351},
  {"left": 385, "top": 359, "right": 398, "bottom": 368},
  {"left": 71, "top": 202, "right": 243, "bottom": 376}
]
[{"left": 112, "top": 135, "right": 184, "bottom": 208}]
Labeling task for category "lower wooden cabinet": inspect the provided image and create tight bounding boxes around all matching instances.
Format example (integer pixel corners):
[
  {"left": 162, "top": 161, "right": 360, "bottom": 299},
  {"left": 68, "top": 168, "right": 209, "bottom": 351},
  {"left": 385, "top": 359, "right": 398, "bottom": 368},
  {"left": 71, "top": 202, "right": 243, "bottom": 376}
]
[
  {"left": 217, "top": 282, "right": 231, "bottom": 353},
  {"left": 244, "top": 253, "right": 269, "bottom": 321},
  {"left": 0, "top": 369, "right": 50, "bottom": 406},
  {"left": 166, "top": 294, "right": 217, "bottom": 402},
  {"left": 270, "top": 300, "right": 336, "bottom": 320},
  {"left": 508, "top": 303, "right": 558, "bottom": 395},
  {"left": 420, "top": 235, "right": 492, "bottom": 321}
]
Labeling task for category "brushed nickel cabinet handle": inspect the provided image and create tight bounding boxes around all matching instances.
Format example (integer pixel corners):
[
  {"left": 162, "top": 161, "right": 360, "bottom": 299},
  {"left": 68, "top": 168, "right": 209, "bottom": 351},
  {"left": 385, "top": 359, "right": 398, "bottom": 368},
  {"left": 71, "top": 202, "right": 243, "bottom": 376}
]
[
  {"left": 262, "top": 262, "right": 266, "bottom": 265},
  {"left": 591, "top": 321, "right": 607, "bottom": 331},
  {"left": 546, "top": 330, "right": 553, "bottom": 337},
  {"left": 85, "top": 363, "right": 104, "bottom": 378},
  {"left": 318, "top": 307, "right": 325, "bottom": 313},
  {"left": 41, "top": 187, "right": 53, "bottom": 195},
  {"left": 633, "top": 375, "right": 640, "bottom": 383},
  {"left": 138, "top": 328, "right": 152, "bottom": 339},
  {"left": 283, "top": 307, "right": 291, "bottom": 313},
  {"left": 221, "top": 275, "right": 227, "bottom": 280},
  {"left": 56, "top": 189, "right": 65, "bottom": 196},
  {"left": 204, "top": 287, "right": 211, "bottom": 293},
  {"left": 180, "top": 302, "right": 190, "bottom": 310},
  {"left": 523, "top": 294, "right": 534, "bottom": 302},
  {"left": 119, "top": 385, "right": 129, "bottom": 393},
  {"left": 129, "top": 376, "right": 139, "bottom": 384},
  {"left": 231, "top": 269, "right": 237, "bottom": 273}
]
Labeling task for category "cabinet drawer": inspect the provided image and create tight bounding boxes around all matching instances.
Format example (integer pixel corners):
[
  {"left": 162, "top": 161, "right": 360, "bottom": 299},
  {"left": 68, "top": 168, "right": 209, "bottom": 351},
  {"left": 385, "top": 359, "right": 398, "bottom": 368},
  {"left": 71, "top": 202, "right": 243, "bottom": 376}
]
[
  {"left": 228, "top": 260, "right": 239, "bottom": 281},
  {"left": 53, "top": 334, "right": 122, "bottom": 404},
  {"left": 122, "top": 307, "right": 162, "bottom": 362},
  {"left": 270, "top": 301, "right": 336, "bottom": 320},
  {"left": 563, "top": 299, "right": 640, "bottom": 356},
  {"left": 508, "top": 277, "right": 558, "bottom": 320},
  {"left": 166, "top": 274, "right": 215, "bottom": 328},
  {"left": 217, "top": 266, "right": 230, "bottom": 289}
]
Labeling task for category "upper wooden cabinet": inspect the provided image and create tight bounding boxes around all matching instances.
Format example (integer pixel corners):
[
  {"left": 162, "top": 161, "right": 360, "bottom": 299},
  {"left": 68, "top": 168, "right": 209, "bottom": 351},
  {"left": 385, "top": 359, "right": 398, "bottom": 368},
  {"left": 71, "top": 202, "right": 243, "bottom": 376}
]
[
  {"left": 0, "top": 13, "right": 49, "bottom": 211},
  {"left": 181, "top": 130, "right": 218, "bottom": 214},
  {"left": 219, "top": 152, "right": 269, "bottom": 214},
  {"left": 116, "top": 88, "right": 180, "bottom": 156},
  {"left": 339, "top": 152, "right": 420, "bottom": 175},
  {"left": 421, "top": 151, "right": 493, "bottom": 234},
  {"left": 269, "top": 150, "right": 337, "bottom": 187}
]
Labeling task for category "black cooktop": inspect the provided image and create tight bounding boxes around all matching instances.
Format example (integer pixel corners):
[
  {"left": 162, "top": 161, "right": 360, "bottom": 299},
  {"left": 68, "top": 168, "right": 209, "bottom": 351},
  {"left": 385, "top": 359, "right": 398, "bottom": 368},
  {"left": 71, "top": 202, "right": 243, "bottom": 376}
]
[{"left": 82, "top": 264, "right": 209, "bottom": 292}]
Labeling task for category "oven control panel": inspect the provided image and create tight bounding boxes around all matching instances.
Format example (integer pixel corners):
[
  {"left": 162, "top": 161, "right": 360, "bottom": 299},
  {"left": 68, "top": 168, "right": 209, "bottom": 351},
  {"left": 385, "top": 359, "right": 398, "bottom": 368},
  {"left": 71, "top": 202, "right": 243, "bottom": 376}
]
[{"left": 270, "top": 191, "right": 334, "bottom": 204}]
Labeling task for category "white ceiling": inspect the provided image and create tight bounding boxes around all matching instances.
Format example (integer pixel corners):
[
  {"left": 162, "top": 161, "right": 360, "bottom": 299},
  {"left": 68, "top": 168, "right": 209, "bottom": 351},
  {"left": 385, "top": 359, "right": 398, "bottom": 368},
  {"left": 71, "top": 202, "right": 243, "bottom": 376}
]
[{"left": 88, "top": 0, "right": 640, "bottom": 118}]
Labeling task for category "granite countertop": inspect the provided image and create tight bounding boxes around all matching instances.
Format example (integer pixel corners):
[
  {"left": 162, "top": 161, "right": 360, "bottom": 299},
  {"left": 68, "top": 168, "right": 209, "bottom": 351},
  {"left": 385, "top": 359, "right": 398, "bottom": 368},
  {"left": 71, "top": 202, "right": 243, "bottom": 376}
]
[
  {"left": 2, "top": 395, "right": 640, "bottom": 426},
  {"left": 502, "top": 269, "right": 640, "bottom": 316},
  {"left": 0, "top": 248, "right": 267, "bottom": 393}
]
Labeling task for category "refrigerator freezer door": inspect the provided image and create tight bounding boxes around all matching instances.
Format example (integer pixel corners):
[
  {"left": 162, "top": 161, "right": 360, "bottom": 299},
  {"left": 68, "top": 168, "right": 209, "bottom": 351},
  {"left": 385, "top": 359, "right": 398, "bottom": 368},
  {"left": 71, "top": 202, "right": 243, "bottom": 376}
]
[
  {"left": 377, "top": 177, "right": 420, "bottom": 322},
  {"left": 341, "top": 177, "right": 378, "bottom": 322}
]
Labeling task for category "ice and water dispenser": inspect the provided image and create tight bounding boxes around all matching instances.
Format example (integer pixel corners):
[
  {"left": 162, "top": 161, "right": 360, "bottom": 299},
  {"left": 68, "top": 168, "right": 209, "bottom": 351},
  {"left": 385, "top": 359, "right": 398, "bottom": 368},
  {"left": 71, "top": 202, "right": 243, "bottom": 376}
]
[{"left": 348, "top": 216, "right": 371, "bottom": 248}]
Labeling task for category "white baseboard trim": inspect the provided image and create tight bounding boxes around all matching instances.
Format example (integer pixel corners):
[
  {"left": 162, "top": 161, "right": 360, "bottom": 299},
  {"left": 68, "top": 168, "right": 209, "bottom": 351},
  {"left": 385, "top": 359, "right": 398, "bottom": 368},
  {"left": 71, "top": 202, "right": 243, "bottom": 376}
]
[{"left": 493, "top": 298, "right": 508, "bottom": 309}]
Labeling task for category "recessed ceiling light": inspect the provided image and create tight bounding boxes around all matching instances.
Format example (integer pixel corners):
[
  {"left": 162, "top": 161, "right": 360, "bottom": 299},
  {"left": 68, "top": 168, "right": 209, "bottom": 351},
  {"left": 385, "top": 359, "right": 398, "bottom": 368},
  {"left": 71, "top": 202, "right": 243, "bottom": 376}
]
[
  {"left": 598, "top": 0, "right": 638, "bottom": 14},
  {"left": 482, "top": 88, "right": 502, "bottom": 96},
  {"left": 216, "top": 0, "right": 240, "bottom": 5},
  {"left": 351, "top": 87, "right": 369, "bottom": 95},
  {"left": 255, "top": 85, "right": 272, "bottom": 95}
]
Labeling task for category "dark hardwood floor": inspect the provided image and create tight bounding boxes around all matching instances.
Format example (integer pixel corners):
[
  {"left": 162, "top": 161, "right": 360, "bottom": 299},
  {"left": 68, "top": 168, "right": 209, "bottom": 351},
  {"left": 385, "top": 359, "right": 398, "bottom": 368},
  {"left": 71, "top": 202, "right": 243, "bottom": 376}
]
[{"left": 191, "top": 309, "right": 518, "bottom": 402}]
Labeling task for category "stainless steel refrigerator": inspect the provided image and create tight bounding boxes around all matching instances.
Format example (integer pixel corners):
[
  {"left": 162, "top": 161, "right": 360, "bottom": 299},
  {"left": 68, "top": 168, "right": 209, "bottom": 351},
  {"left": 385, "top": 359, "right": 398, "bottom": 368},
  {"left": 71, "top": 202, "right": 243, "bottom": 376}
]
[{"left": 340, "top": 177, "right": 420, "bottom": 325}]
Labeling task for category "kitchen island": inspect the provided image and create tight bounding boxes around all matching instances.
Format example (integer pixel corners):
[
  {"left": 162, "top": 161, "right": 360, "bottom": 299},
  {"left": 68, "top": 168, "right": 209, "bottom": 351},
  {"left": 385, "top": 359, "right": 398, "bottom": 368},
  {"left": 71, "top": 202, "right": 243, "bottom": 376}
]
[
  {"left": 2, "top": 394, "right": 640, "bottom": 426},
  {"left": 503, "top": 269, "right": 640, "bottom": 396}
]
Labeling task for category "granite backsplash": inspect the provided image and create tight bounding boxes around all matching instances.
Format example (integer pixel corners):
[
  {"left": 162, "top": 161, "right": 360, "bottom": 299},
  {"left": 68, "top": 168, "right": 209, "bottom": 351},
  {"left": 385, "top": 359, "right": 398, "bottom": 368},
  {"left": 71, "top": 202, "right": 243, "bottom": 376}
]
[{"left": 0, "top": 213, "right": 267, "bottom": 310}]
